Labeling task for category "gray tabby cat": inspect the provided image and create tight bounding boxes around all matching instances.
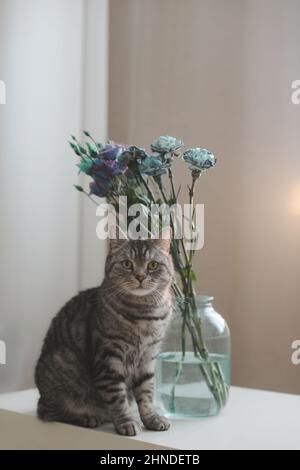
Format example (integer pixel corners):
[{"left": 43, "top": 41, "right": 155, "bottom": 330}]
[{"left": 35, "top": 233, "right": 174, "bottom": 436}]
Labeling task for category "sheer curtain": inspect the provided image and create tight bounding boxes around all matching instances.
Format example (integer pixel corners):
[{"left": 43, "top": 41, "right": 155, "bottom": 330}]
[{"left": 0, "top": 0, "right": 108, "bottom": 392}]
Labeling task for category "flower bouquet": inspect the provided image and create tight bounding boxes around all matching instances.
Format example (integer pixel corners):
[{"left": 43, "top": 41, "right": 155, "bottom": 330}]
[{"left": 70, "top": 133, "right": 229, "bottom": 416}]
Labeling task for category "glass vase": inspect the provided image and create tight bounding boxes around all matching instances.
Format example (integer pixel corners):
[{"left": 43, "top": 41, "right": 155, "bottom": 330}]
[{"left": 156, "top": 295, "right": 230, "bottom": 418}]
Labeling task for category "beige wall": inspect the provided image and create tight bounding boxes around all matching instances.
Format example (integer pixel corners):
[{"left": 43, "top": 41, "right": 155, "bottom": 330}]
[{"left": 109, "top": 0, "right": 300, "bottom": 394}]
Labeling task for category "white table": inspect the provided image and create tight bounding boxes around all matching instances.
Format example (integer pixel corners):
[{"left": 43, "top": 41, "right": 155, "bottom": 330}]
[{"left": 0, "top": 387, "right": 299, "bottom": 450}]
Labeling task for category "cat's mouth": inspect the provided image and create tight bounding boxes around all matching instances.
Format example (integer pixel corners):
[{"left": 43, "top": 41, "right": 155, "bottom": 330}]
[{"left": 130, "top": 286, "right": 153, "bottom": 297}]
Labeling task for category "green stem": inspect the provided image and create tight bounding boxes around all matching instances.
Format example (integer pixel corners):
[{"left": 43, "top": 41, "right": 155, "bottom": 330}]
[
  {"left": 174, "top": 172, "right": 228, "bottom": 410},
  {"left": 148, "top": 168, "right": 228, "bottom": 411},
  {"left": 168, "top": 168, "right": 177, "bottom": 203},
  {"left": 139, "top": 174, "right": 157, "bottom": 204},
  {"left": 155, "top": 179, "right": 190, "bottom": 269}
]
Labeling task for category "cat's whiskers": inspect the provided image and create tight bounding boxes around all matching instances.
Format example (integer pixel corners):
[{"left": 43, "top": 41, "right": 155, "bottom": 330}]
[{"left": 103, "top": 285, "right": 127, "bottom": 300}]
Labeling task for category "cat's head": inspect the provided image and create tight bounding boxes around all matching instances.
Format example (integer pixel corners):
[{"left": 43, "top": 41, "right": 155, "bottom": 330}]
[{"left": 105, "top": 231, "right": 174, "bottom": 298}]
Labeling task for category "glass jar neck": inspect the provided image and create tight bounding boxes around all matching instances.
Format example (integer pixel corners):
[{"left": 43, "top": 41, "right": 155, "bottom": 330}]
[{"left": 195, "top": 295, "right": 214, "bottom": 310}]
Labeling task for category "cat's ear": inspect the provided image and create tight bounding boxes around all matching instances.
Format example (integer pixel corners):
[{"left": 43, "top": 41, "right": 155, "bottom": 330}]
[
  {"left": 108, "top": 224, "right": 128, "bottom": 253},
  {"left": 154, "top": 227, "right": 172, "bottom": 253},
  {"left": 109, "top": 238, "right": 128, "bottom": 253}
]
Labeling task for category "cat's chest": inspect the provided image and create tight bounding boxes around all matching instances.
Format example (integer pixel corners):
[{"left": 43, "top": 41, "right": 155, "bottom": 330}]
[{"left": 124, "top": 320, "right": 167, "bottom": 364}]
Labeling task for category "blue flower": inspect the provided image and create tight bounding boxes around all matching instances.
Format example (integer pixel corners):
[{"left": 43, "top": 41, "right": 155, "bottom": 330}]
[
  {"left": 182, "top": 148, "right": 216, "bottom": 171},
  {"left": 139, "top": 156, "right": 168, "bottom": 177},
  {"left": 118, "top": 146, "right": 148, "bottom": 165},
  {"left": 118, "top": 146, "right": 168, "bottom": 177},
  {"left": 151, "top": 135, "right": 184, "bottom": 154}
]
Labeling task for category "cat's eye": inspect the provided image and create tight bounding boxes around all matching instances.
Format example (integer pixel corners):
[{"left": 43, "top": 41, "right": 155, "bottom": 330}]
[
  {"left": 121, "top": 259, "right": 133, "bottom": 270},
  {"left": 148, "top": 261, "right": 159, "bottom": 271}
]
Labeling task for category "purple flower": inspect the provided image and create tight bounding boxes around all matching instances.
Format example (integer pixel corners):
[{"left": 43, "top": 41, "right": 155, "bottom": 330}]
[
  {"left": 89, "top": 157, "right": 127, "bottom": 198},
  {"left": 72, "top": 136, "right": 129, "bottom": 198},
  {"left": 91, "top": 158, "right": 127, "bottom": 177},
  {"left": 99, "top": 142, "right": 128, "bottom": 160},
  {"left": 89, "top": 181, "right": 109, "bottom": 198}
]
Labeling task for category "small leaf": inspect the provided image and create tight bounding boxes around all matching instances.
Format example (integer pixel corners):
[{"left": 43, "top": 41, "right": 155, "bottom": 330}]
[
  {"left": 78, "top": 144, "right": 88, "bottom": 155},
  {"left": 86, "top": 142, "right": 98, "bottom": 157},
  {"left": 83, "top": 130, "right": 90, "bottom": 137},
  {"left": 180, "top": 268, "right": 198, "bottom": 282},
  {"left": 74, "top": 184, "right": 84, "bottom": 192},
  {"left": 77, "top": 155, "right": 93, "bottom": 174},
  {"left": 69, "top": 141, "right": 81, "bottom": 156}
]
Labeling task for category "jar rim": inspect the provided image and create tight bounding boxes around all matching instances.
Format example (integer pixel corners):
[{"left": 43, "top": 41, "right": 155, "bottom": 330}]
[{"left": 196, "top": 294, "right": 214, "bottom": 305}]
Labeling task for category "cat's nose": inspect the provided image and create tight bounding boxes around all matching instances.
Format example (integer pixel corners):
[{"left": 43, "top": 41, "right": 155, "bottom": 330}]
[{"left": 135, "top": 273, "right": 146, "bottom": 283}]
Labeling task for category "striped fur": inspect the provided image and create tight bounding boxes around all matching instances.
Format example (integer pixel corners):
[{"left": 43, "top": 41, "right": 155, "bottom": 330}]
[{"left": 35, "top": 237, "right": 173, "bottom": 435}]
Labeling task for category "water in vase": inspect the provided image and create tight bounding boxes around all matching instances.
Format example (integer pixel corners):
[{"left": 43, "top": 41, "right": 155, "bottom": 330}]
[{"left": 156, "top": 351, "right": 230, "bottom": 418}]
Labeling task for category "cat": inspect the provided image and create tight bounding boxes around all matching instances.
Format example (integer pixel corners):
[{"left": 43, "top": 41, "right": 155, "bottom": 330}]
[{"left": 35, "top": 233, "right": 174, "bottom": 436}]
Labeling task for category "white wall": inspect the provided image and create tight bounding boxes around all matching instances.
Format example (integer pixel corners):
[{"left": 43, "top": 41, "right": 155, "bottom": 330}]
[{"left": 0, "top": 0, "right": 108, "bottom": 392}]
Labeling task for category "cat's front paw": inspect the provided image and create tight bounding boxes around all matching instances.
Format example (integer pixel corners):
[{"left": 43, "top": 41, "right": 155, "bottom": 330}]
[
  {"left": 143, "top": 414, "right": 170, "bottom": 431},
  {"left": 115, "top": 420, "right": 141, "bottom": 436}
]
